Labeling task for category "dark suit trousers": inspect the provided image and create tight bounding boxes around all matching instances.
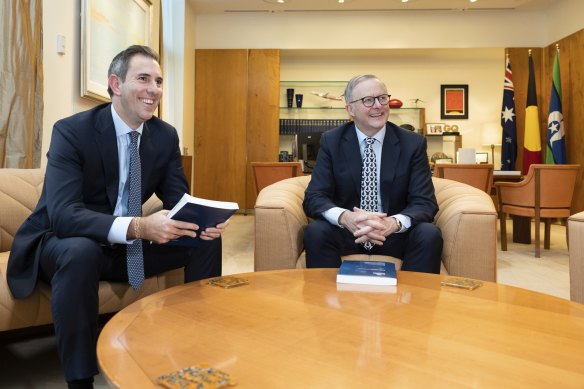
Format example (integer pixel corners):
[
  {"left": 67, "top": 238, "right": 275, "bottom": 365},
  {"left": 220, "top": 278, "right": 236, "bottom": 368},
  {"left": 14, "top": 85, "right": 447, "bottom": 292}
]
[
  {"left": 304, "top": 219, "right": 442, "bottom": 273},
  {"left": 38, "top": 235, "right": 222, "bottom": 381}
]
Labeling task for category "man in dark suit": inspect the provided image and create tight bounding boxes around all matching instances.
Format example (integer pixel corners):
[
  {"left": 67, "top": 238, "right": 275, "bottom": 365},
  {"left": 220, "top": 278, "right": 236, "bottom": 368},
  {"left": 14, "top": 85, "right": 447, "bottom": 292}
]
[
  {"left": 7, "top": 45, "right": 227, "bottom": 388},
  {"left": 303, "top": 74, "right": 442, "bottom": 272}
]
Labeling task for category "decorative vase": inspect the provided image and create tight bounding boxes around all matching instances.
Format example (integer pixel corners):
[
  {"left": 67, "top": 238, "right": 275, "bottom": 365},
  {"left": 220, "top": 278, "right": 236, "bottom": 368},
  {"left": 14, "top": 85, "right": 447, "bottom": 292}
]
[{"left": 295, "top": 94, "right": 303, "bottom": 108}]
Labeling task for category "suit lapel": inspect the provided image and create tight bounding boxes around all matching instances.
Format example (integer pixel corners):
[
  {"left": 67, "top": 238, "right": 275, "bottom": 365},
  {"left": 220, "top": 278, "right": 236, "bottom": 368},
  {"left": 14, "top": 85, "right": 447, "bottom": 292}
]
[
  {"left": 140, "top": 121, "right": 155, "bottom": 199},
  {"left": 380, "top": 124, "right": 400, "bottom": 211},
  {"left": 340, "top": 123, "right": 363, "bottom": 195},
  {"left": 94, "top": 105, "right": 120, "bottom": 211}
]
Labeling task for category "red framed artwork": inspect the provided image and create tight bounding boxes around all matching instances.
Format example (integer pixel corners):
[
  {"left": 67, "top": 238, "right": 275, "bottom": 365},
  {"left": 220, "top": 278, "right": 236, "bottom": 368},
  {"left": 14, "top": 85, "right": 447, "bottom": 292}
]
[{"left": 440, "top": 84, "right": 468, "bottom": 119}]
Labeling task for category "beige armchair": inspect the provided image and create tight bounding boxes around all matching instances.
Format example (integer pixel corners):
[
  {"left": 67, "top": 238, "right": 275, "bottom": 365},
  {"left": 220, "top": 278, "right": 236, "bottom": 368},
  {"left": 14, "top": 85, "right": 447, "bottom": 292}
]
[
  {"left": 255, "top": 175, "right": 498, "bottom": 282},
  {"left": 0, "top": 169, "right": 183, "bottom": 334},
  {"left": 433, "top": 163, "right": 494, "bottom": 194},
  {"left": 495, "top": 164, "right": 580, "bottom": 258},
  {"left": 569, "top": 211, "right": 584, "bottom": 303}
]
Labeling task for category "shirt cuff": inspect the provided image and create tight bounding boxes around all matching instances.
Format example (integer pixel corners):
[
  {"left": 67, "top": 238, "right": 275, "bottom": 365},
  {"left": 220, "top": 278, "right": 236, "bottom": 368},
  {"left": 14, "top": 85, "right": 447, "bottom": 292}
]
[
  {"left": 391, "top": 214, "right": 411, "bottom": 233},
  {"left": 322, "top": 207, "right": 348, "bottom": 227},
  {"left": 107, "top": 216, "right": 134, "bottom": 244}
]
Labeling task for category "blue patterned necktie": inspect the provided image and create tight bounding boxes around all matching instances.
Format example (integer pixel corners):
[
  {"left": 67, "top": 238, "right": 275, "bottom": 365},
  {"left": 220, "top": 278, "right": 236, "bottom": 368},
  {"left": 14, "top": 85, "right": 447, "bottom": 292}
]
[
  {"left": 127, "top": 131, "right": 144, "bottom": 290},
  {"left": 360, "top": 137, "right": 378, "bottom": 251}
]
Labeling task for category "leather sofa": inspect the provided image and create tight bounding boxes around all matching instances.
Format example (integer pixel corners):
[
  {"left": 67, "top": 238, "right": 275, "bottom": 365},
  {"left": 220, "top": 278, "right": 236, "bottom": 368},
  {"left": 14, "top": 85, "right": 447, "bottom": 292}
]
[
  {"left": 569, "top": 211, "right": 584, "bottom": 303},
  {"left": 0, "top": 168, "right": 184, "bottom": 333},
  {"left": 254, "top": 175, "right": 498, "bottom": 282}
]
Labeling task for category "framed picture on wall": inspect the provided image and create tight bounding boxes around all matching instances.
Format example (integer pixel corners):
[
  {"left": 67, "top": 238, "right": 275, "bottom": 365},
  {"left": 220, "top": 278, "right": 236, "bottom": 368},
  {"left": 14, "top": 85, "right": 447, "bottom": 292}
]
[
  {"left": 80, "top": 0, "right": 153, "bottom": 102},
  {"left": 426, "top": 123, "right": 446, "bottom": 135},
  {"left": 476, "top": 152, "right": 489, "bottom": 164},
  {"left": 440, "top": 84, "right": 469, "bottom": 120}
]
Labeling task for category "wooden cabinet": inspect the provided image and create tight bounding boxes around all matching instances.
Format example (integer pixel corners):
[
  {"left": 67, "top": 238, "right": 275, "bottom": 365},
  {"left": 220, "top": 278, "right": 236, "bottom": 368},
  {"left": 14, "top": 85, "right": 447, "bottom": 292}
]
[
  {"left": 181, "top": 155, "right": 192, "bottom": 192},
  {"left": 194, "top": 49, "right": 280, "bottom": 210}
]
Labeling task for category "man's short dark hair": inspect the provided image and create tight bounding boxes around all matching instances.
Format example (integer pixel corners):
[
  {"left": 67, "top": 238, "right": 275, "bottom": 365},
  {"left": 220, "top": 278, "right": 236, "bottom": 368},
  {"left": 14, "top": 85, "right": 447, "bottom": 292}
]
[{"left": 107, "top": 45, "right": 160, "bottom": 97}]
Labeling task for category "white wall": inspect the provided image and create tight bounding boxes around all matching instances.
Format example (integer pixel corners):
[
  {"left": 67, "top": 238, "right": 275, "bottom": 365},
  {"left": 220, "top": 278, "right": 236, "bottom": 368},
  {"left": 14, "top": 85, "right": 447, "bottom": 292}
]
[
  {"left": 545, "top": 0, "right": 584, "bottom": 43},
  {"left": 195, "top": 11, "right": 548, "bottom": 49},
  {"left": 42, "top": 0, "right": 96, "bottom": 167}
]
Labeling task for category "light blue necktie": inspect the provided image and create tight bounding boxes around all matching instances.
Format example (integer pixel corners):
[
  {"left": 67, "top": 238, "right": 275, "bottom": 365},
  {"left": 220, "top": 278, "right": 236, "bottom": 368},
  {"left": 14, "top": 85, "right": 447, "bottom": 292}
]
[
  {"left": 127, "top": 131, "right": 144, "bottom": 290},
  {"left": 360, "top": 137, "right": 378, "bottom": 251}
]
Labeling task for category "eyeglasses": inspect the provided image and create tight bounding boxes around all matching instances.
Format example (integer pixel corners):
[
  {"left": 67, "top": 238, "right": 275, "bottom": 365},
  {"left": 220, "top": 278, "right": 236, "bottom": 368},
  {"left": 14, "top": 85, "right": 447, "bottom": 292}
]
[{"left": 349, "top": 94, "right": 391, "bottom": 108}]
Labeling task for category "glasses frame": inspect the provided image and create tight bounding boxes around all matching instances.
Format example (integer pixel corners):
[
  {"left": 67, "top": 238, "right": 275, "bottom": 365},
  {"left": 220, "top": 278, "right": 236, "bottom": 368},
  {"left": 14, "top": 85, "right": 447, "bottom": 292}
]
[{"left": 349, "top": 94, "right": 391, "bottom": 108}]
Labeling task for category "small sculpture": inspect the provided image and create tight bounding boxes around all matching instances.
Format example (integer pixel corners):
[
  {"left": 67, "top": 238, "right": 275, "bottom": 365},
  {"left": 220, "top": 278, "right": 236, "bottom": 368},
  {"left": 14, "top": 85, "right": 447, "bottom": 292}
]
[
  {"left": 409, "top": 98, "right": 425, "bottom": 107},
  {"left": 311, "top": 91, "right": 344, "bottom": 101}
]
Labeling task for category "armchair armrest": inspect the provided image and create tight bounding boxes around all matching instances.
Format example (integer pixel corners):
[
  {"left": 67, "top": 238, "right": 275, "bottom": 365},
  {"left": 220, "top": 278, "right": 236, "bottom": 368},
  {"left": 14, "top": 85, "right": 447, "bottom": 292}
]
[
  {"left": 254, "top": 176, "right": 311, "bottom": 271},
  {"left": 432, "top": 178, "right": 498, "bottom": 281},
  {"left": 569, "top": 211, "right": 584, "bottom": 303}
]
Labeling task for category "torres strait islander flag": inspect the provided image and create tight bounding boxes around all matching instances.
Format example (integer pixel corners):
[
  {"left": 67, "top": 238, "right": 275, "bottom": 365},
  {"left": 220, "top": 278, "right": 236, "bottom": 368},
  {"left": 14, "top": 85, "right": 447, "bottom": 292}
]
[
  {"left": 546, "top": 47, "right": 566, "bottom": 164},
  {"left": 501, "top": 55, "right": 517, "bottom": 171},
  {"left": 522, "top": 52, "right": 542, "bottom": 174}
]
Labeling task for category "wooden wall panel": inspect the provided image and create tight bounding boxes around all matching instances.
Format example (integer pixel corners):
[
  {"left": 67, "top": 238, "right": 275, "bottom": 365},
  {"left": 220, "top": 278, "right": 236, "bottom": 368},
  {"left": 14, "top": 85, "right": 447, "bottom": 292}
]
[
  {"left": 194, "top": 50, "right": 248, "bottom": 205},
  {"left": 508, "top": 27, "right": 584, "bottom": 212},
  {"left": 245, "top": 49, "right": 280, "bottom": 209},
  {"left": 560, "top": 30, "right": 584, "bottom": 212},
  {"left": 194, "top": 49, "right": 280, "bottom": 210}
]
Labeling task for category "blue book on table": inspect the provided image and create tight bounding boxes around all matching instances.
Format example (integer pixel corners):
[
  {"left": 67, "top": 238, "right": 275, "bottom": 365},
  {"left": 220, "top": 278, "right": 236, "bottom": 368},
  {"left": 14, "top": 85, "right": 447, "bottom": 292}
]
[
  {"left": 166, "top": 193, "right": 238, "bottom": 246},
  {"left": 336, "top": 260, "right": 397, "bottom": 286}
]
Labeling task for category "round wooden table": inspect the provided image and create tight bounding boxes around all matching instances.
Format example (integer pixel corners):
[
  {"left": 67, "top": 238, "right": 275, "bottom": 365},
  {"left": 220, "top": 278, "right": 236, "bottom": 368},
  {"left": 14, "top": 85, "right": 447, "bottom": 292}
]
[{"left": 97, "top": 269, "right": 584, "bottom": 388}]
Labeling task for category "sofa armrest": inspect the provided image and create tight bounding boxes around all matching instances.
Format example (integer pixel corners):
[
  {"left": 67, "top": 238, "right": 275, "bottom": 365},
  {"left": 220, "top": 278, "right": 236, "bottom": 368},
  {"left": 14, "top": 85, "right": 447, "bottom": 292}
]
[
  {"left": 432, "top": 178, "right": 498, "bottom": 282},
  {"left": 569, "top": 211, "right": 584, "bottom": 303},
  {"left": 254, "top": 176, "right": 311, "bottom": 271}
]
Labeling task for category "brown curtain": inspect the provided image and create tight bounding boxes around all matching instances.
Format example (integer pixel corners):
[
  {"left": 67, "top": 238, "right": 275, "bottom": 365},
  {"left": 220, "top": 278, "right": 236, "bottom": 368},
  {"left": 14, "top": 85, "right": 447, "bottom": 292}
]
[{"left": 0, "top": 0, "right": 43, "bottom": 168}]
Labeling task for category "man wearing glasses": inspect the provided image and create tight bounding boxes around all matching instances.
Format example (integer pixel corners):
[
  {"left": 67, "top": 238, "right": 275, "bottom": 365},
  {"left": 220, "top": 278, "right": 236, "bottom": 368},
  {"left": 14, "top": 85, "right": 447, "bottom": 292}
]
[{"left": 303, "top": 74, "right": 442, "bottom": 273}]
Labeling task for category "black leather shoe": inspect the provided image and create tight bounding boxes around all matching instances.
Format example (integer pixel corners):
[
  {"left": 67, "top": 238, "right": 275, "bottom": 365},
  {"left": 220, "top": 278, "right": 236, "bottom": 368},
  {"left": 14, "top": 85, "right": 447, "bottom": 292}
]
[{"left": 67, "top": 377, "right": 94, "bottom": 389}]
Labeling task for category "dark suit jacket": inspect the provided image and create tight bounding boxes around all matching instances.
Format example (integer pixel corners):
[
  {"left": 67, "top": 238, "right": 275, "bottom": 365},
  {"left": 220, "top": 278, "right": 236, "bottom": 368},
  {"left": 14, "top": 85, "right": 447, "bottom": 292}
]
[
  {"left": 303, "top": 121, "right": 438, "bottom": 225},
  {"left": 7, "top": 103, "right": 189, "bottom": 299}
]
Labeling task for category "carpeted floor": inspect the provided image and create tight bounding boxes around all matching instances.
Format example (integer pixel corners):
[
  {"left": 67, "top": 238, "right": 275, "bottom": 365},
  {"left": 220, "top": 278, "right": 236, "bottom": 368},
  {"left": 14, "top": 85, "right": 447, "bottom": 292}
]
[{"left": 0, "top": 215, "right": 571, "bottom": 387}]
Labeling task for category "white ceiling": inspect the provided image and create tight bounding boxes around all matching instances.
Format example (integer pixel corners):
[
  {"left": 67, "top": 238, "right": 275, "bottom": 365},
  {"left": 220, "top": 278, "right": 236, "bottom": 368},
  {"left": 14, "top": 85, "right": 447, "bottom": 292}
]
[{"left": 188, "top": 0, "right": 559, "bottom": 14}]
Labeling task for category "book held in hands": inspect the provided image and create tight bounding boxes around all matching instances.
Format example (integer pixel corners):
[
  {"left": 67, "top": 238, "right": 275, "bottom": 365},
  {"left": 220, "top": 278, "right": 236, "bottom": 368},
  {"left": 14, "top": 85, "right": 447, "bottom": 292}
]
[
  {"left": 336, "top": 260, "right": 397, "bottom": 286},
  {"left": 166, "top": 193, "right": 239, "bottom": 246}
]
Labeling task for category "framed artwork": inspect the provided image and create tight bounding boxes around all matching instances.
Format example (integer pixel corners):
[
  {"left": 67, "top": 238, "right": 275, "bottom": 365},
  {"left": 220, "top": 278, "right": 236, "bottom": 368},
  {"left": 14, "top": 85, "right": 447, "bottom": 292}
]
[
  {"left": 426, "top": 123, "right": 446, "bottom": 135},
  {"left": 80, "top": 0, "right": 153, "bottom": 102},
  {"left": 440, "top": 84, "right": 469, "bottom": 120},
  {"left": 476, "top": 152, "right": 489, "bottom": 164}
]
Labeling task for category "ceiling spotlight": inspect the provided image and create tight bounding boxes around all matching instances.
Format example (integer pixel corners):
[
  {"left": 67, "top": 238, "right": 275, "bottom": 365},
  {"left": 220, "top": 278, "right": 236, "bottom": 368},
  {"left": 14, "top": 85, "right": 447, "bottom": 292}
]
[
  {"left": 469, "top": 0, "right": 478, "bottom": 2},
  {"left": 277, "top": 0, "right": 285, "bottom": 3},
  {"left": 401, "top": 0, "right": 409, "bottom": 3},
  {"left": 338, "top": 0, "right": 345, "bottom": 3}
]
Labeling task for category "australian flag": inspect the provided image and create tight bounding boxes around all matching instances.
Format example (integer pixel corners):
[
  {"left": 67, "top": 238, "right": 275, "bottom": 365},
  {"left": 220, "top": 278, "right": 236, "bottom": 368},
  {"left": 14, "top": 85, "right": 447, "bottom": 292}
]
[
  {"left": 500, "top": 56, "right": 517, "bottom": 171},
  {"left": 546, "top": 48, "right": 566, "bottom": 164}
]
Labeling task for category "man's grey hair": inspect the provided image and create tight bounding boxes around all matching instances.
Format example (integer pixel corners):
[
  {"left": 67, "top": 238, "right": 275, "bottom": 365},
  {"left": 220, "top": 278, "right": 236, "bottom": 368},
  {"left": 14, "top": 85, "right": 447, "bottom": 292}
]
[
  {"left": 344, "top": 74, "right": 381, "bottom": 103},
  {"left": 107, "top": 45, "right": 160, "bottom": 97}
]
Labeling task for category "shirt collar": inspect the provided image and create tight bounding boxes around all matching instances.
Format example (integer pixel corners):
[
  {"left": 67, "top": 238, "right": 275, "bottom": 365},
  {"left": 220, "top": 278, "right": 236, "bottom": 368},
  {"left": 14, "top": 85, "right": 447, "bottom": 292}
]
[
  {"left": 110, "top": 104, "right": 144, "bottom": 137},
  {"left": 355, "top": 124, "right": 386, "bottom": 145}
]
